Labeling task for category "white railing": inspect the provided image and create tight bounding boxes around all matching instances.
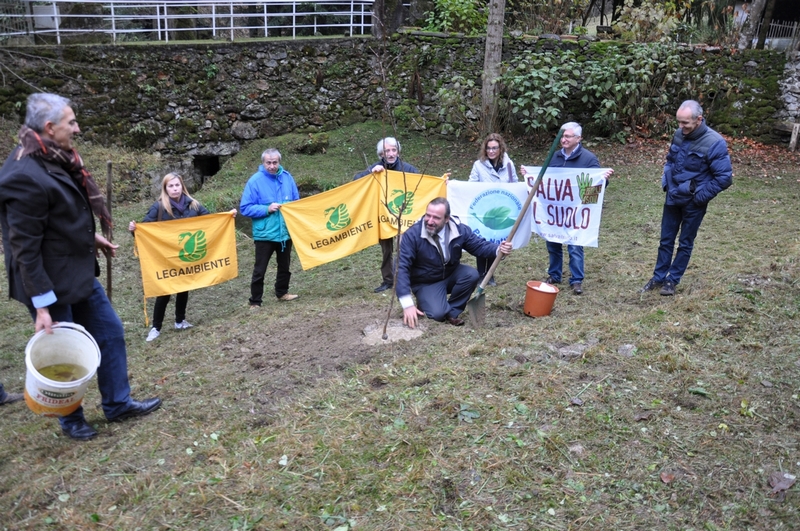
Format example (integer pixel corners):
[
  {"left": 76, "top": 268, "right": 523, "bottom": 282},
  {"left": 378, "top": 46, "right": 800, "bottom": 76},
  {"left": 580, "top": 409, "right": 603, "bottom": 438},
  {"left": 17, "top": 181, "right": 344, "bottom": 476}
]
[
  {"left": 0, "top": 0, "right": 374, "bottom": 44},
  {"left": 751, "top": 18, "right": 799, "bottom": 50},
  {"left": 755, "top": 19, "right": 798, "bottom": 40}
]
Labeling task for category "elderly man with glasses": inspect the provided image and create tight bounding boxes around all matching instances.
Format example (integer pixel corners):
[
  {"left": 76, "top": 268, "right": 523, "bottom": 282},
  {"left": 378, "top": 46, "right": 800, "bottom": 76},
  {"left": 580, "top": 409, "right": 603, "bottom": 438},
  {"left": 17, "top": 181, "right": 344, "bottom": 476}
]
[{"left": 522, "top": 122, "right": 613, "bottom": 294}]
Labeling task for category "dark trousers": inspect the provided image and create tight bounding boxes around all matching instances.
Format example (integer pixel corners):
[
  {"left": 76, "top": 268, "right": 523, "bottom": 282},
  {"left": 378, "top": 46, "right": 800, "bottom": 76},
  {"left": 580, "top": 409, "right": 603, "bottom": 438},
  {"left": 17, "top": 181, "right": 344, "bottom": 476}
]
[
  {"left": 249, "top": 239, "right": 293, "bottom": 305},
  {"left": 29, "top": 279, "right": 134, "bottom": 430},
  {"left": 152, "top": 291, "right": 188, "bottom": 331},
  {"left": 379, "top": 237, "right": 394, "bottom": 285},
  {"left": 653, "top": 202, "right": 708, "bottom": 285},
  {"left": 412, "top": 264, "right": 480, "bottom": 321}
]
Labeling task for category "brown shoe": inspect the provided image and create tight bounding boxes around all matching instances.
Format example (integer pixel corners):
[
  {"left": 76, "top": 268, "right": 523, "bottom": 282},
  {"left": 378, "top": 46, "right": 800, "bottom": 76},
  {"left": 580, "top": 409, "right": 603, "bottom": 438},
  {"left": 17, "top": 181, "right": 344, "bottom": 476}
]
[
  {"left": 0, "top": 392, "right": 24, "bottom": 406},
  {"left": 446, "top": 316, "right": 465, "bottom": 326},
  {"left": 278, "top": 294, "right": 299, "bottom": 301}
]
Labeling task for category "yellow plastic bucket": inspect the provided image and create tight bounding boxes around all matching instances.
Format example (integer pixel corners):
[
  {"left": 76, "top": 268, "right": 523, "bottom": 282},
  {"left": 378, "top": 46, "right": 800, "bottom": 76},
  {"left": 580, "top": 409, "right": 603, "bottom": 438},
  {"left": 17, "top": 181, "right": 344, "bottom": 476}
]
[
  {"left": 524, "top": 280, "right": 559, "bottom": 318},
  {"left": 24, "top": 322, "right": 101, "bottom": 417}
]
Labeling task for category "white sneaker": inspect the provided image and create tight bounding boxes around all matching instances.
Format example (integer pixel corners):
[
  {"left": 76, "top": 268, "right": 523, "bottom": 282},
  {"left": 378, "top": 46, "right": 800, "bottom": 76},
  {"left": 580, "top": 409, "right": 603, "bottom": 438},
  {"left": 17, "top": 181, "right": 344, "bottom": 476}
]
[
  {"left": 174, "top": 320, "right": 193, "bottom": 330},
  {"left": 146, "top": 328, "right": 160, "bottom": 342}
]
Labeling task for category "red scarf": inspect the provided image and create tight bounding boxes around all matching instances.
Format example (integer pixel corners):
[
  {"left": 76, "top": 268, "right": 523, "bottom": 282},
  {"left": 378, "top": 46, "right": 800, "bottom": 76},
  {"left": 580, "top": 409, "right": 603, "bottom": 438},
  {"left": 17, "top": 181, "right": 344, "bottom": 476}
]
[{"left": 16, "top": 125, "right": 112, "bottom": 236}]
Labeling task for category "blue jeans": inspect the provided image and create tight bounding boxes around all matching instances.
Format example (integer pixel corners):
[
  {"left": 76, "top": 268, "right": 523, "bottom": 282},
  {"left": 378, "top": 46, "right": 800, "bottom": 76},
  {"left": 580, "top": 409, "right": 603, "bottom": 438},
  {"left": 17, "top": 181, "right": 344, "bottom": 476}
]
[
  {"left": 546, "top": 242, "right": 584, "bottom": 285},
  {"left": 653, "top": 202, "right": 708, "bottom": 284},
  {"left": 29, "top": 279, "right": 134, "bottom": 430},
  {"left": 412, "top": 264, "right": 479, "bottom": 321}
]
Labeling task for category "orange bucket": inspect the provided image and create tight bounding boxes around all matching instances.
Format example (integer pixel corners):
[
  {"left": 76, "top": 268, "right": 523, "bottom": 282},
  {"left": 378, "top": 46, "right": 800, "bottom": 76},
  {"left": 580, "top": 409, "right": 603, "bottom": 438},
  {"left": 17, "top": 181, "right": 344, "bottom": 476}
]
[{"left": 524, "top": 281, "right": 559, "bottom": 317}]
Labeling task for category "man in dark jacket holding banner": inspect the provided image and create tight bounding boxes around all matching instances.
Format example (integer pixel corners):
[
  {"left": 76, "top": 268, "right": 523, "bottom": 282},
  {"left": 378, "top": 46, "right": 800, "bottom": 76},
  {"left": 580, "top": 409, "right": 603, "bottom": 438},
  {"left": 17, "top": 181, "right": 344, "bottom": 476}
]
[
  {"left": 641, "top": 100, "right": 732, "bottom": 296},
  {"left": 353, "top": 137, "right": 419, "bottom": 293},
  {"left": 397, "top": 197, "right": 512, "bottom": 328}
]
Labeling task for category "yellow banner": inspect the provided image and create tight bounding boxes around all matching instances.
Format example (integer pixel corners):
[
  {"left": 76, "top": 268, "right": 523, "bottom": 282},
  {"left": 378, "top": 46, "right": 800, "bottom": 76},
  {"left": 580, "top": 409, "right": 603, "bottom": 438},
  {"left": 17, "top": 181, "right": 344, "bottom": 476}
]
[
  {"left": 374, "top": 170, "right": 447, "bottom": 239},
  {"left": 280, "top": 178, "right": 380, "bottom": 270},
  {"left": 133, "top": 213, "right": 238, "bottom": 298}
]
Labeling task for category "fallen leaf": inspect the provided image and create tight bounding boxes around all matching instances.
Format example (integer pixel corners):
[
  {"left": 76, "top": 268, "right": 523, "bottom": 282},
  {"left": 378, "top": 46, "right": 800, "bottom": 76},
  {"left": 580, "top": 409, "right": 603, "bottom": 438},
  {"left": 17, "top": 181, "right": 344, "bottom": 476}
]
[
  {"left": 570, "top": 397, "right": 584, "bottom": 406},
  {"left": 768, "top": 471, "right": 796, "bottom": 495},
  {"left": 660, "top": 471, "right": 675, "bottom": 484},
  {"left": 760, "top": 380, "right": 773, "bottom": 388},
  {"left": 634, "top": 410, "right": 655, "bottom": 421},
  {"left": 688, "top": 387, "right": 709, "bottom": 397}
]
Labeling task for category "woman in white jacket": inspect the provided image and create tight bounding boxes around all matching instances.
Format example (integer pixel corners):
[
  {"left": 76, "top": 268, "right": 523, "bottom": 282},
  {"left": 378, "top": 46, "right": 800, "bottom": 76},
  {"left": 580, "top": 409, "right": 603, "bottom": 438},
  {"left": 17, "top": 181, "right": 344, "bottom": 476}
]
[
  {"left": 468, "top": 133, "right": 519, "bottom": 285},
  {"left": 469, "top": 133, "right": 518, "bottom": 184}
]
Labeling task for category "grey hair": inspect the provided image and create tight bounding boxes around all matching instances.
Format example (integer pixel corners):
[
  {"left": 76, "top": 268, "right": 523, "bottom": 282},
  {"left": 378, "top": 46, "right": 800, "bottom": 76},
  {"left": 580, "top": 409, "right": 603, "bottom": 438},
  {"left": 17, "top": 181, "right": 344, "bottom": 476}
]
[
  {"left": 376, "top": 137, "right": 400, "bottom": 157},
  {"left": 25, "top": 93, "right": 71, "bottom": 133},
  {"left": 679, "top": 100, "right": 703, "bottom": 119},
  {"left": 261, "top": 148, "right": 282, "bottom": 163},
  {"left": 561, "top": 122, "right": 583, "bottom": 137}
]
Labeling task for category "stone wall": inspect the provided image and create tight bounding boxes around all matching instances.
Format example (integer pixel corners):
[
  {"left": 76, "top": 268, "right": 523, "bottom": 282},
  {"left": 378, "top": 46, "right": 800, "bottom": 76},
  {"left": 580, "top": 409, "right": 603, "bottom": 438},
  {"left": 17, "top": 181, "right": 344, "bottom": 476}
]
[
  {"left": 0, "top": 34, "right": 791, "bottom": 167},
  {"left": 776, "top": 51, "right": 800, "bottom": 126}
]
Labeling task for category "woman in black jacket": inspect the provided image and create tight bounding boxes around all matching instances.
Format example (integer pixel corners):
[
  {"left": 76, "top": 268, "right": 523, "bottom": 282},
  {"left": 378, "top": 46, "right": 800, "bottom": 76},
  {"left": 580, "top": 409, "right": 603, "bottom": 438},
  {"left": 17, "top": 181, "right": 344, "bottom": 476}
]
[{"left": 129, "top": 173, "right": 213, "bottom": 342}]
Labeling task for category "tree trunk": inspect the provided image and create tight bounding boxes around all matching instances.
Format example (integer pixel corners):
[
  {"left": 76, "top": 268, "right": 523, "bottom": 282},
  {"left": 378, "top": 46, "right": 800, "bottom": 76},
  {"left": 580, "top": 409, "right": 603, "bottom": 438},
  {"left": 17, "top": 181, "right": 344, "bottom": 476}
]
[
  {"left": 755, "top": 0, "right": 776, "bottom": 50},
  {"left": 372, "top": 0, "right": 405, "bottom": 39},
  {"left": 481, "top": 0, "right": 505, "bottom": 136},
  {"left": 738, "top": 0, "right": 767, "bottom": 50}
]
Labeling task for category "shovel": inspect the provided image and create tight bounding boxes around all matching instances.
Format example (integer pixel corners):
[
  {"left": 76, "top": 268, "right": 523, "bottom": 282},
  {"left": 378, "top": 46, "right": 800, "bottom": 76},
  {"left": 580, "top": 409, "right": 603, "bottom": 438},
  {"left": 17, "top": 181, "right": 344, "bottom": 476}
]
[{"left": 467, "top": 129, "right": 564, "bottom": 327}]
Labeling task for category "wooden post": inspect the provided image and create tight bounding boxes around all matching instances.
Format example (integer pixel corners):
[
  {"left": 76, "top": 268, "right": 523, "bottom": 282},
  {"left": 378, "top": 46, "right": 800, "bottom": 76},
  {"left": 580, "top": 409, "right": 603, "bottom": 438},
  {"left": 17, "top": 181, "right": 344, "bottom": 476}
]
[
  {"left": 106, "top": 161, "right": 113, "bottom": 303},
  {"left": 790, "top": 123, "right": 800, "bottom": 152}
]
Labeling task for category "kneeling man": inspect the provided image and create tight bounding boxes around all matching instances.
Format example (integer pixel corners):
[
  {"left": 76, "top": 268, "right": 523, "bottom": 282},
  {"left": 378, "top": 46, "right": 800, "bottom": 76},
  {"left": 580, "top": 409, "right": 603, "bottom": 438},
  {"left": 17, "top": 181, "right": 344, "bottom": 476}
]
[{"left": 397, "top": 197, "right": 512, "bottom": 328}]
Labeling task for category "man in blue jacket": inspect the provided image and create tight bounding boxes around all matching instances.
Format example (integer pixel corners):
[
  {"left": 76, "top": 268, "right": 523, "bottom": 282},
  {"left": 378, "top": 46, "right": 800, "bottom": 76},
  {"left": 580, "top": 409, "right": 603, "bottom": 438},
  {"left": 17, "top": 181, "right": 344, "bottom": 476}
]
[
  {"left": 240, "top": 148, "right": 300, "bottom": 306},
  {"left": 641, "top": 100, "right": 732, "bottom": 296},
  {"left": 397, "top": 197, "right": 513, "bottom": 328},
  {"left": 522, "top": 122, "right": 613, "bottom": 295},
  {"left": 353, "top": 137, "right": 419, "bottom": 293}
]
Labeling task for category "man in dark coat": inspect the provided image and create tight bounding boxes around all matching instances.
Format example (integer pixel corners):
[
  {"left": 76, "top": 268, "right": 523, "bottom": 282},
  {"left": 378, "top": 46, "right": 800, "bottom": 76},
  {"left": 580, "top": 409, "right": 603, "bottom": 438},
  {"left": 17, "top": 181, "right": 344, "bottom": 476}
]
[
  {"left": 353, "top": 137, "right": 419, "bottom": 293},
  {"left": 0, "top": 93, "right": 161, "bottom": 440},
  {"left": 641, "top": 100, "right": 733, "bottom": 296},
  {"left": 397, "top": 197, "right": 512, "bottom": 328},
  {"left": 522, "top": 121, "right": 613, "bottom": 295}
]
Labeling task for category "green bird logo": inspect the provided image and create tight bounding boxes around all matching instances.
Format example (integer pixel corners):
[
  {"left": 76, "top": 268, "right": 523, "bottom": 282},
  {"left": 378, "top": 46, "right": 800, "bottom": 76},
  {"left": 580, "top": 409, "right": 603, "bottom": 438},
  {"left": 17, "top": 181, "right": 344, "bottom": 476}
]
[
  {"left": 386, "top": 190, "right": 414, "bottom": 216},
  {"left": 324, "top": 204, "right": 351, "bottom": 231},
  {"left": 178, "top": 230, "right": 208, "bottom": 262}
]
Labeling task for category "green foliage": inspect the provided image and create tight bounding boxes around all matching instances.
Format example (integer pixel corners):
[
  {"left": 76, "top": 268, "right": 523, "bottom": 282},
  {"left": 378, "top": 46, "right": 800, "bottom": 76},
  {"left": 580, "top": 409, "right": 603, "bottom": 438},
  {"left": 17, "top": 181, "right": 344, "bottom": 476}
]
[
  {"left": 500, "top": 43, "right": 683, "bottom": 137},
  {"left": 580, "top": 43, "right": 682, "bottom": 136},
  {"left": 204, "top": 63, "right": 219, "bottom": 79},
  {"left": 506, "top": 0, "right": 591, "bottom": 35},
  {"left": 423, "top": 0, "right": 487, "bottom": 35},
  {"left": 435, "top": 75, "right": 479, "bottom": 138},
  {"left": 502, "top": 50, "right": 580, "bottom": 132},
  {"left": 613, "top": 0, "right": 684, "bottom": 43}
]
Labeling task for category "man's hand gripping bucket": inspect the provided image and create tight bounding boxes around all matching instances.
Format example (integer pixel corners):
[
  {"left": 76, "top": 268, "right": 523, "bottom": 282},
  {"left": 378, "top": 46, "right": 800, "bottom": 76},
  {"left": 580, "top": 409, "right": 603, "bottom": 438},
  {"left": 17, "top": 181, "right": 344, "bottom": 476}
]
[{"left": 24, "top": 322, "right": 101, "bottom": 417}]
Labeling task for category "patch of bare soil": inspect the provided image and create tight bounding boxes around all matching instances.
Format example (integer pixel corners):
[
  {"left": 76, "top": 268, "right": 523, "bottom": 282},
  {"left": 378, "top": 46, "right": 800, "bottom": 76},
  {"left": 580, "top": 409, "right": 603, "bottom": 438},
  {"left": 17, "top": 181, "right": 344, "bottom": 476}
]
[{"left": 218, "top": 304, "right": 413, "bottom": 407}]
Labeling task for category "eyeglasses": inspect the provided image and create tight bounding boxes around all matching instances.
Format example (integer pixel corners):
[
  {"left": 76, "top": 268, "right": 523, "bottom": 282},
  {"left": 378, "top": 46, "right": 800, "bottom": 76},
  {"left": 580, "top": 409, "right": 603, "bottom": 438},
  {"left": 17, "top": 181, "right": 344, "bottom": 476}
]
[
  {"left": 486, "top": 146, "right": 500, "bottom": 151},
  {"left": 562, "top": 134, "right": 578, "bottom": 139}
]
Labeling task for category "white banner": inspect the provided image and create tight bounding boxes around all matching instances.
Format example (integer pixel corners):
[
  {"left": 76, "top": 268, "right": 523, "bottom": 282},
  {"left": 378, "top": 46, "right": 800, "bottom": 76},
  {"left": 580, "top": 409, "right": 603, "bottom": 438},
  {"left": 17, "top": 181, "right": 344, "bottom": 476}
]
[
  {"left": 447, "top": 181, "right": 532, "bottom": 250},
  {"left": 523, "top": 167, "right": 609, "bottom": 248}
]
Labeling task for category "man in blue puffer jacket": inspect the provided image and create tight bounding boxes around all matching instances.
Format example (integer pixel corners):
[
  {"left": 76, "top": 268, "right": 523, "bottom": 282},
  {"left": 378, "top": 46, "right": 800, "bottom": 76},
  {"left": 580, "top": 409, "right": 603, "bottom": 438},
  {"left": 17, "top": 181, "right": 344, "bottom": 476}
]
[
  {"left": 641, "top": 100, "right": 732, "bottom": 296},
  {"left": 397, "top": 197, "right": 513, "bottom": 328},
  {"left": 240, "top": 148, "right": 300, "bottom": 306}
]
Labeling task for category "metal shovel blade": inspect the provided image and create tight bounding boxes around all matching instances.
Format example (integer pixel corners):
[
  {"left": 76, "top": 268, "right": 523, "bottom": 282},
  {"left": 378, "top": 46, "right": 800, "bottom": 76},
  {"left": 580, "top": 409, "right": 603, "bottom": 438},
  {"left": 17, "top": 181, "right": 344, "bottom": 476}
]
[{"left": 466, "top": 286, "right": 486, "bottom": 328}]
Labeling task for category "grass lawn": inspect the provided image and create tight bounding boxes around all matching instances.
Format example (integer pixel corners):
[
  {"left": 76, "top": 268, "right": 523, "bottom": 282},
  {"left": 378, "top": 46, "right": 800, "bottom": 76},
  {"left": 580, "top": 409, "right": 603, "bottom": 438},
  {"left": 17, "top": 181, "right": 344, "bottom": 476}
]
[{"left": 1, "top": 122, "right": 799, "bottom": 530}]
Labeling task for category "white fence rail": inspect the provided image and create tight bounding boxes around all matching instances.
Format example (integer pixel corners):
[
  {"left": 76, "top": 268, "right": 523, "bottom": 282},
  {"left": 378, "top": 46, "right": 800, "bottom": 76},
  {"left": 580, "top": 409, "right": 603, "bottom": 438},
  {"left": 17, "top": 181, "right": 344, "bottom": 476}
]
[
  {"left": 0, "top": 0, "right": 374, "bottom": 44},
  {"left": 751, "top": 18, "right": 799, "bottom": 50}
]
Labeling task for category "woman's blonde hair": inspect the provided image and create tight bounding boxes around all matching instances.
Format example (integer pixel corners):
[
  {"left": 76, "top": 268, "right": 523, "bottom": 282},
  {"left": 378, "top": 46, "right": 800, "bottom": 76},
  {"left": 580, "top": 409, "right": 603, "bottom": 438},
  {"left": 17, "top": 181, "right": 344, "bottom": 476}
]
[{"left": 159, "top": 173, "right": 200, "bottom": 217}]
